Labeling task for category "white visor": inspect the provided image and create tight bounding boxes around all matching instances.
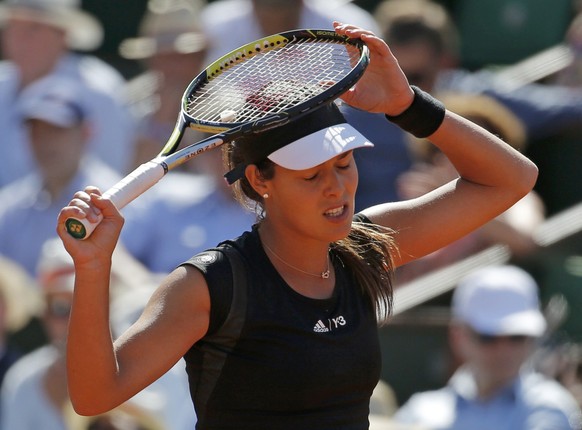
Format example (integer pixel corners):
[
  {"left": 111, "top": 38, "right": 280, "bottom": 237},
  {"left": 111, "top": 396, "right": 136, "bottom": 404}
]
[{"left": 267, "top": 123, "right": 373, "bottom": 170}]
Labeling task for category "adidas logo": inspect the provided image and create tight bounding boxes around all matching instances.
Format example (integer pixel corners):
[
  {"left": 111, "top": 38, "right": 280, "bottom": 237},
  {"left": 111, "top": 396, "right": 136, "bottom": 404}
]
[
  {"left": 313, "top": 320, "right": 330, "bottom": 333},
  {"left": 313, "top": 315, "right": 347, "bottom": 333}
]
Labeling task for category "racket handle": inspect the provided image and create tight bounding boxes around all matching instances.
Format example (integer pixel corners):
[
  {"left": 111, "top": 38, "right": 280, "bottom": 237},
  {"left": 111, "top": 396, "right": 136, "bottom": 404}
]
[{"left": 65, "top": 160, "right": 167, "bottom": 240}]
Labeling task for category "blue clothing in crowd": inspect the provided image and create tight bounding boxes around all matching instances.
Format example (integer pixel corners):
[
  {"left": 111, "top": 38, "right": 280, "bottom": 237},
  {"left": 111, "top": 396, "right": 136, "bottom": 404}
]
[
  {"left": 437, "top": 69, "right": 582, "bottom": 140},
  {"left": 0, "top": 53, "right": 136, "bottom": 188},
  {"left": 395, "top": 367, "right": 582, "bottom": 430},
  {"left": 121, "top": 172, "right": 256, "bottom": 274},
  {"left": 0, "top": 158, "right": 125, "bottom": 276}
]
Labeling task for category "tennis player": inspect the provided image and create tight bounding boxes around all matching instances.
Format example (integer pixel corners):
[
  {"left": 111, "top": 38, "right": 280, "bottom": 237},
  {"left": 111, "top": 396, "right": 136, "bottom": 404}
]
[{"left": 57, "top": 23, "right": 538, "bottom": 430}]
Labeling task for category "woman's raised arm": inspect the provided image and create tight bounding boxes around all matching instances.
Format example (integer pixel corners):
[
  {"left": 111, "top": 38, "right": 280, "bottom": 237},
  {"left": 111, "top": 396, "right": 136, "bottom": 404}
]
[
  {"left": 332, "top": 23, "right": 538, "bottom": 267},
  {"left": 57, "top": 187, "right": 210, "bottom": 415}
]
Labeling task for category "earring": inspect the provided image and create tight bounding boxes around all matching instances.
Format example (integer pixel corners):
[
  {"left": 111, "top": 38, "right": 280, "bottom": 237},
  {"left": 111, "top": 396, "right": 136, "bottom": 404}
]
[{"left": 263, "top": 193, "right": 269, "bottom": 199}]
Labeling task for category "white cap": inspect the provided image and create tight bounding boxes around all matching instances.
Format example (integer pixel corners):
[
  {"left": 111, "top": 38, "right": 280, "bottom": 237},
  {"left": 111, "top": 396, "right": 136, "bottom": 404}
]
[
  {"left": 268, "top": 122, "right": 373, "bottom": 170},
  {"left": 19, "top": 76, "right": 86, "bottom": 128},
  {"left": 452, "top": 265, "right": 547, "bottom": 337}
]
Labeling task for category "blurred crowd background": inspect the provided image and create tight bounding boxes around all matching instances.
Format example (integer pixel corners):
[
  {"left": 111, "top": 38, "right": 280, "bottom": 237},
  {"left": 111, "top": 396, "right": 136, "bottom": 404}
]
[{"left": 1, "top": 0, "right": 582, "bottom": 428}]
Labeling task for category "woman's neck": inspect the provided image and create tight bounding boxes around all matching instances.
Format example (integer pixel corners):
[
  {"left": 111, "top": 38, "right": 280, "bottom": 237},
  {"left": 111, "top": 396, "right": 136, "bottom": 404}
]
[{"left": 258, "top": 224, "right": 335, "bottom": 299}]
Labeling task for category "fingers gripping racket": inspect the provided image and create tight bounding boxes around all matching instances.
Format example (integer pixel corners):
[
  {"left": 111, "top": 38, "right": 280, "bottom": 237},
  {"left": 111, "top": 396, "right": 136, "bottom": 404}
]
[{"left": 66, "top": 29, "right": 369, "bottom": 239}]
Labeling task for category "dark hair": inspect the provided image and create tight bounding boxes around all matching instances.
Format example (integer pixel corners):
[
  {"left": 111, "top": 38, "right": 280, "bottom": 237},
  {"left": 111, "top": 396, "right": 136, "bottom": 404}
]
[
  {"left": 223, "top": 141, "right": 396, "bottom": 322},
  {"left": 222, "top": 137, "right": 274, "bottom": 214}
]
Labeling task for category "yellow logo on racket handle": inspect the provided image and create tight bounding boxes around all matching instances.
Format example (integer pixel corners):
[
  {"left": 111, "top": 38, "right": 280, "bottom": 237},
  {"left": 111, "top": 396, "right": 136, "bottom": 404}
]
[
  {"left": 65, "top": 218, "right": 88, "bottom": 239},
  {"left": 65, "top": 216, "right": 101, "bottom": 240}
]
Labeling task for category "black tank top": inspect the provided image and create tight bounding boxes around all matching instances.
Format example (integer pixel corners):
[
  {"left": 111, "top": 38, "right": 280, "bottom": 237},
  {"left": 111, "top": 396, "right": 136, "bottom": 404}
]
[{"left": 182, "top": 224, "right": 382, "bottom": 430}]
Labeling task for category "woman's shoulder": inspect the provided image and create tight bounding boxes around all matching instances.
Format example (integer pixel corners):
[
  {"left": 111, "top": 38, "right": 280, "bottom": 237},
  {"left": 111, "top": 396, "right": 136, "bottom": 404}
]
[
  {"left": 179, "top": 227, "right": 259, "bottom": 337},
  {"left": 182, "top": 225, "right": 257, "bottom": 270}
]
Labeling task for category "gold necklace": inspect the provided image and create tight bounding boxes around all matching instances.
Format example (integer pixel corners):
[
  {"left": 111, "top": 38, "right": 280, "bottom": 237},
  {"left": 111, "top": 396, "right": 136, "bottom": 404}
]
[{"left": 262, "top": 241, "right": 330, "bottom": 279}]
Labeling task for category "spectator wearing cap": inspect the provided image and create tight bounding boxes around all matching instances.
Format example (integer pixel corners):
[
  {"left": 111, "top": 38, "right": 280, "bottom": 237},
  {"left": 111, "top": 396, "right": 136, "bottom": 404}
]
[
  {"left": 394, "top": 265, "right": 582, "bottom": 430},
  {"left": 0, "top": 0, "right": 136, "bottom": 188},
  {"left": 0, "top": 76, "right": 127, "bottom": 277}
]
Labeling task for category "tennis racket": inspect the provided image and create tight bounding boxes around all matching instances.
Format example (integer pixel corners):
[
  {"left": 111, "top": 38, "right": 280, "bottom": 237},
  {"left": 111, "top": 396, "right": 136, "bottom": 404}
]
[{"left": 66, "top": 28, "right": 370, "bottom": 239}]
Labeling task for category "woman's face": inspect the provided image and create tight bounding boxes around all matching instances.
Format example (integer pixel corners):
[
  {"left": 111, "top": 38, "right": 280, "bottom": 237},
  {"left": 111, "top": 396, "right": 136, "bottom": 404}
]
[{"left": 261, "top": 151, "right": 358, "bottom": 242}]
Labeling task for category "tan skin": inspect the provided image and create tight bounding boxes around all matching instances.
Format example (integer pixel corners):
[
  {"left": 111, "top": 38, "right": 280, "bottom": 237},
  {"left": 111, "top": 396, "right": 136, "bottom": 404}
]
[
  {"left": 2, "top": 17, "right": 67, "bottom": 89},
  {"left": 28, "top": 120, "right": 89, "bottom": 200},
  {"left": 56, "top": 23, "right": 538, "bottom": 415},
  {"left": 251, "top": 0, "right": 303, "bottom": 37},
  {"left": 450, "top": 325, "right": 535, "bottom": 399},
  {"left": 41, "top": 291, "right": 74, "bottom": 413}
]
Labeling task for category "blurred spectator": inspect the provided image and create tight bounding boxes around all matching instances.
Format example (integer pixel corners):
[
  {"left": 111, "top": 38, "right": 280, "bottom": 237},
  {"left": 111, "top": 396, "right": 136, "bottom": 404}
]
[
  {"left": 369, "top": 379, "right": 398, "bottom": 419},
  {"left": 395, "top": 92, "right": 545, "bottom": 283},
  {"left": 0, "top": 238, "right": 159, "bottom": 430},
  {"left": 121, "top": 0, "right": 210, "bottom": 169},
  {"left": 200, "top": 0, "right": 380, "bottom": 61},
  {"left": 375, "top": 0, "right": 582, "bottom": 142},
  {"left": 118, "top": 0, "right": 256, "bottom": 274},
  {"left": 368, "top": 379, "right": 404, "bottom": 429},
  {"left": 0, "top": 0, "right": 136, "bottom": 188},
  {"left": 0, "top": 257, "right": 41, "bottom": 397},
  {"left": 0, "top": 76, "right": 126, "bottom": 276},
  {"left": 535, "top": 340, "right": 582, "bottom": 411},
  {"left": 374, "top": 0, "right": 459, "bottom": 93},
  {"left": 394, "top": 265, "right": 582, "bottom": 429}
]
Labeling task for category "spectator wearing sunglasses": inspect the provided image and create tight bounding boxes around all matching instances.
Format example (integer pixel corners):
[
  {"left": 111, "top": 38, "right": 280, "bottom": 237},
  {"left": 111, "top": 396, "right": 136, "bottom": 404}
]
[{"left": 394, "top": 265, "right": 582, "bottom": 430}]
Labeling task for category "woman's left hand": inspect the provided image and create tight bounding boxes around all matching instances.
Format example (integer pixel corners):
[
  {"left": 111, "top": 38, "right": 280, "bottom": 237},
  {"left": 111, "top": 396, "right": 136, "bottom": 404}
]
[{"left": 333, "top": 22, "right": 414, "bottom": 116}]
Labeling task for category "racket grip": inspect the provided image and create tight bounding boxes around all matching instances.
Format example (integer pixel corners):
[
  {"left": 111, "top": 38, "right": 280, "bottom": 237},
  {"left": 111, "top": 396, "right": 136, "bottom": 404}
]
[{"left": 65, "top": 160, "right": 167, "bottom": 240}]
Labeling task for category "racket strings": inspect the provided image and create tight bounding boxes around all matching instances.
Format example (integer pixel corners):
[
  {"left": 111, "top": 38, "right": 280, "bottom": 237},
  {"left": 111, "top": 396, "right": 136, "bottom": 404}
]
[{"left": 186, "top": 38, "right": 362, "bottom": 125}]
